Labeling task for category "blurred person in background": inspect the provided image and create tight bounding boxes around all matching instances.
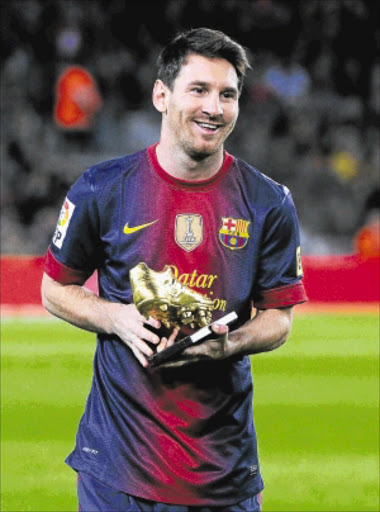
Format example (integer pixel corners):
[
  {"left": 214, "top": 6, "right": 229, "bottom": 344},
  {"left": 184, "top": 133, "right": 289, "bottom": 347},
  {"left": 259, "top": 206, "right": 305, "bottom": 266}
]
[
  {"left": 41, "top": 28, "right": 307, "bottom": 511},
  {"left": 354, "top": 188, "right": 380, "bottom": 259},
  {"left": 54, "top": 65, "right": 102, "bottom": 132}
]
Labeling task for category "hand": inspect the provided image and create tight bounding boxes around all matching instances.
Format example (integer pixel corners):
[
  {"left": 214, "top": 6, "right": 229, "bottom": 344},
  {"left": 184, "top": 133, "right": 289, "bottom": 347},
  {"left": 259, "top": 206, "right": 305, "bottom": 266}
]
[
  {"left": 107, "top": 303, "right": 177, "bottom": 367},
  {"left": 158, "top": 322, "right": 230, "bottom": 369}
]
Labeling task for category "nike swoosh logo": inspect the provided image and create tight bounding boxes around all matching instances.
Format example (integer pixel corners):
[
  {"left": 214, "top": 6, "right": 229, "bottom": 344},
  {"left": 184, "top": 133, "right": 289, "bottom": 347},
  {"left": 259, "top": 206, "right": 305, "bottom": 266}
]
[{"left": 123, "top": 220, "right": 158, "bottom": 235}]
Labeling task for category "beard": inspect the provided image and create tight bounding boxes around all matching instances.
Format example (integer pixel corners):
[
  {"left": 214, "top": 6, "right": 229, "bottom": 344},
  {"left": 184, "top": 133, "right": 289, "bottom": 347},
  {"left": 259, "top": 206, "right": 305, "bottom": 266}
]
[
  {"left": 180, "top": 121, "right": 236, "bottom": 162},
  {"left": 183, "top": 142, "right": 219, "bottom": 161}
]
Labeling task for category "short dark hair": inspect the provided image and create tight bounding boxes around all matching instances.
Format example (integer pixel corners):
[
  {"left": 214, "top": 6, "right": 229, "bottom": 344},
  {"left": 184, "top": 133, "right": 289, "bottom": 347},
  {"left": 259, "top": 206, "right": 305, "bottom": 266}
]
[{"left": 157, "top": 28, "right": 251, "bottom": 94}]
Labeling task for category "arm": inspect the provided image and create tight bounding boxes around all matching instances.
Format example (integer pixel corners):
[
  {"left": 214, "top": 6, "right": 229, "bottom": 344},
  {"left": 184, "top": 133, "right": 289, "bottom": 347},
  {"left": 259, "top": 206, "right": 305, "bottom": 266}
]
[
  {"left": 227, "top": 306, "right": 293, "bottom": 355},
  {"left": 158, "top": 306, "right": 293, "bottom": 367},
  {"left": 41, "top": 273, "right": 177, "bottom": 367}
]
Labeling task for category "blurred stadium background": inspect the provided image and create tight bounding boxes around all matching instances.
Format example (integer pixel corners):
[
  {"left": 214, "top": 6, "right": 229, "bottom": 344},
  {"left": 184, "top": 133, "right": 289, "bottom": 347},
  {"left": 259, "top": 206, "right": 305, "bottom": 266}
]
[
  {"left": 1, "top": 0, "right": 379, "bottom": 256},
  {"left": 1, "top": 1, "right": 379, "bottom": 511}
]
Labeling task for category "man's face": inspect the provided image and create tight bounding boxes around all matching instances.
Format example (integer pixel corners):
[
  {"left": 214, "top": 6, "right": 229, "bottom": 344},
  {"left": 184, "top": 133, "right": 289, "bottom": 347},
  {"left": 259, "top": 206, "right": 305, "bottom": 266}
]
[{"left": 157, "top": 54, "right": 240, "bottom": 159}]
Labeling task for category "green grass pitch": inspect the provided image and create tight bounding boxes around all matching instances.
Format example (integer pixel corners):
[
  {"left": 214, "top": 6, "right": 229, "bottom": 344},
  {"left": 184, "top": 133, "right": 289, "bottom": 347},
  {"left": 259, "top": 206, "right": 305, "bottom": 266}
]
[{"left": 1, "top": 312, "right": 379, "bottom": 511}]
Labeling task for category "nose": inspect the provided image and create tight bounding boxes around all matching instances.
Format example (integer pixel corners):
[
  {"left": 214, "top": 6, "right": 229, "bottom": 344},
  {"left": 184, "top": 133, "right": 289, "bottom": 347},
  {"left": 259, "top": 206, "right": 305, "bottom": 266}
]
[{"left": 202, "top": 92, "right": 223, "bottom": 117}]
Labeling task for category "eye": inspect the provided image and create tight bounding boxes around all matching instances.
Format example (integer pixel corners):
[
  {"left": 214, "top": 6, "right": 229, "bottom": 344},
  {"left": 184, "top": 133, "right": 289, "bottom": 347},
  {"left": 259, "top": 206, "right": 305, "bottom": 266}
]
[
  {"left": 191, "top": 87, "right": 206, "bottom": 94},
  {"left": 222, "top": 91, "right": 237, "bottom": 100}
]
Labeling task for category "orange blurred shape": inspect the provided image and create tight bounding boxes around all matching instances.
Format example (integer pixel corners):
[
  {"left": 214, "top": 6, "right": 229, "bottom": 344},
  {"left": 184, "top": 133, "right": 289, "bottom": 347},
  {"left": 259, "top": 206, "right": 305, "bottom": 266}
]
[
  {"left": 354, "top": 221, "right": 380, "bottom": 259},
  {"left": 54, "top": 65, "right": 102, "bottom": 129}
]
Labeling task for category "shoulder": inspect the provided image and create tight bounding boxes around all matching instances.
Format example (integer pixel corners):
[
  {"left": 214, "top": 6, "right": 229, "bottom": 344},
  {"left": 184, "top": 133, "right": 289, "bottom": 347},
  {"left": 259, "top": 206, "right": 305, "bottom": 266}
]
[
  {"left": 231, "top": 155, "right": 291, "bottom": 208},
  {"left": 82, "top": 148, "right": 148, "bottom": 192}
]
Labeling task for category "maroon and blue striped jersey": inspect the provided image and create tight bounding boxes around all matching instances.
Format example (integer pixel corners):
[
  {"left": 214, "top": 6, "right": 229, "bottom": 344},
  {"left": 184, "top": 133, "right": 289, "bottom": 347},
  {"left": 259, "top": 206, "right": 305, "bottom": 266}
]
[{"left": 44, "top": 144, "right": 307, "bottom": 505}]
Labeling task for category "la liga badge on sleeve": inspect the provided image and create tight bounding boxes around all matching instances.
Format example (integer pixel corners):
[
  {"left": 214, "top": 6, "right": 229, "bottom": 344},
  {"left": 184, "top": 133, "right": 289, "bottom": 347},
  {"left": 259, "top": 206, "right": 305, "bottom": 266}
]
[
  {"left": 219, "top": 217, "right": 250, "bottom": 250},
  {"left": 52, "top": 197, "right": 75, "bottom": 249}
]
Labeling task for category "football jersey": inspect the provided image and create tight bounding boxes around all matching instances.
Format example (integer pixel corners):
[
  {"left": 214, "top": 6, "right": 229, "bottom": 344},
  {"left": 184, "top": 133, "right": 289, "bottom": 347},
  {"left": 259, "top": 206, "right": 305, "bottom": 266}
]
[{"left": 44, "top": 144, "right": 307, "bottom": 505}]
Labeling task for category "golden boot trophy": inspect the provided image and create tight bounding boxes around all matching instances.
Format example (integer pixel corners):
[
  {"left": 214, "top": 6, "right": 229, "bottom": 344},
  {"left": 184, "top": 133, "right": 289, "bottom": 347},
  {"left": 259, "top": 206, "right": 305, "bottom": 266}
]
[{"left": 130, "top": 262, "right": 213, "bottom": 329}]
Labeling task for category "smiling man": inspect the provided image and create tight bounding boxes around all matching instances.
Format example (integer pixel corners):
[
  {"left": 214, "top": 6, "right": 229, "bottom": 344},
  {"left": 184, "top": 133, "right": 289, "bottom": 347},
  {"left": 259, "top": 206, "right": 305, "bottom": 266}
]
[{"left": 41, "top": 28, "right": 307, "bottom": 512}]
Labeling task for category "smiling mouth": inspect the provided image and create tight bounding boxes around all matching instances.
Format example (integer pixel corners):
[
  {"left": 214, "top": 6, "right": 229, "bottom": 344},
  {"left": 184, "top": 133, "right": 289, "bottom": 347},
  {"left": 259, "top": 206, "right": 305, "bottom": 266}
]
[{"left": 194, "top": 121, "right": 222, "bottom": 132}]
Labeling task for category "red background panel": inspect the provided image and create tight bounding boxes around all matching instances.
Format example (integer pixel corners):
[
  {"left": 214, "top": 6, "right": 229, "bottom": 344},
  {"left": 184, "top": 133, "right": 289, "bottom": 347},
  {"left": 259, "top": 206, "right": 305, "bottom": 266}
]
[
  {"left": 302, "top": 254, "right": 379, "bottom": 302},
  {"left": 1, "top": 255, "right": 379, "bottom": 305}
]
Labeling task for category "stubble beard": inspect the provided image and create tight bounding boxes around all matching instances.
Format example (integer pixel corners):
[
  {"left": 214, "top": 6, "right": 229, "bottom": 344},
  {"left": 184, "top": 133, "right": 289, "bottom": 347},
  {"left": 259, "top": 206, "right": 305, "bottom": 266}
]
[
  {"left": 181, "top": 120, "right": 236, "bottom": 162},
  {"left": 183, "top": 141, "right": 220, "bottom": 162}
]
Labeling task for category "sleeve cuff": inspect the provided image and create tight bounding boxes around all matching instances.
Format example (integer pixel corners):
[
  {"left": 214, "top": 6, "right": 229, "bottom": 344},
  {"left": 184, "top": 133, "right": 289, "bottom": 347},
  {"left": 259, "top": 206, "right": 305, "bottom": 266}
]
[
  {"left": 43, "top": 248, "right": 91, "bottom": 285},
  {"left": 253, "top": 281, "right": 308, "bottom": 309}
]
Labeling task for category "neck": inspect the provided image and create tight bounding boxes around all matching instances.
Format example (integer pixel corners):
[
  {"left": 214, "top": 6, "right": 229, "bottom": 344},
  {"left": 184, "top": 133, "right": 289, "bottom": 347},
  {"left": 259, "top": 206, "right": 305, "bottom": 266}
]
[{"left": 156, "top": 141, "right": 224, "bottom": 181}]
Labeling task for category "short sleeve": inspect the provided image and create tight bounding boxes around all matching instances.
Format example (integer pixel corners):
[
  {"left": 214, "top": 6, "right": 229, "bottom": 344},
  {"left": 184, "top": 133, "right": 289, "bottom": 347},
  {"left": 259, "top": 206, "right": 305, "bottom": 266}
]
[
  {"left": 253, "top": 190, "right": 307, "bottom": 309},
  {"left": 43, "top": 169, "right": 102, "bottom": 285}
]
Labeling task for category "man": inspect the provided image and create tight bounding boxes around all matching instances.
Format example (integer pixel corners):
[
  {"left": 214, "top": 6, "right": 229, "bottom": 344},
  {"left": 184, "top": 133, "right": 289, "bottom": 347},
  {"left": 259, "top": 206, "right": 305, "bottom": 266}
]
[{"left": 41, "top": 28, "right": 307, "bottom": 512}]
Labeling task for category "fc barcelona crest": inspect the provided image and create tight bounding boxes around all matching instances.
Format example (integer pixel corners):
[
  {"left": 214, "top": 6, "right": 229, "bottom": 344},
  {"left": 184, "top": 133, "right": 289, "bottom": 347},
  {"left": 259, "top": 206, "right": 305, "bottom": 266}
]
[
  {"left": 219, "top": 217, "right": 250, "bottom": 250},
  {"left": 175, "top": 214, "right": 203, "bottom": 252}
]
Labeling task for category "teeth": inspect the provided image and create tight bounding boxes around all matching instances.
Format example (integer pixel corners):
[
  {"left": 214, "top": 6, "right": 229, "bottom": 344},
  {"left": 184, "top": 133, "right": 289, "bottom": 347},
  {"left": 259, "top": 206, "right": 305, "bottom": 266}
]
[{"left": 198, "top": 123, "right": 218, "bottom": 130}]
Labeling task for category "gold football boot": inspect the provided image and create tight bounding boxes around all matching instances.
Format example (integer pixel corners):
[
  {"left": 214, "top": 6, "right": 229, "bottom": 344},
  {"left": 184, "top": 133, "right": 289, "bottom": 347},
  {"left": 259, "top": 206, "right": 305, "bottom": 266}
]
[{"left": 130, "top": 262, "right": 213, "bottom": 329}]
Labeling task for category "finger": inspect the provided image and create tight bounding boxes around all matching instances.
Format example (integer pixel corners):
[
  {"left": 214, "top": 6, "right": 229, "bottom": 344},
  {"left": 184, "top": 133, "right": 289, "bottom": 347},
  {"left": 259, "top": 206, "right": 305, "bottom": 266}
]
[
  {"left": 136, "top": 325, "right": 160, "bottom": 345},
  {"left": 129, "top": 306, "right": 149, "bottom": 324},
  {"left": 167, "top": 327, "right": 180, "bottom": 347},
  {"left": 147, "top": 315, "right": 161, "bottom": 330},
  {"left": 126, "top": 341, "right": 149, "bottom": 367},
  {"left": 159, "top": 359, "right": 187, "bottom": 369},
  {"left": 211, "top": 323, "right": 229, "bottom": 336},
  {"left": 124, "top": 333, "right": 155, "bottom": 357},
  {"left": 131, "top": 308, "right": 160, "bottom": 330},
  {"left": 156, "top": 337, "right": 168, "bottom": 353}
]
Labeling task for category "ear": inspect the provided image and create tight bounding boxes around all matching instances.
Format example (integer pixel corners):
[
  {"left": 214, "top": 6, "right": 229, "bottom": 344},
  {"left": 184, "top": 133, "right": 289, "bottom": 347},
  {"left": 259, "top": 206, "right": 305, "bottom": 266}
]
[{"left": 152, "top": 79, "right": 169, "bottom": 114}]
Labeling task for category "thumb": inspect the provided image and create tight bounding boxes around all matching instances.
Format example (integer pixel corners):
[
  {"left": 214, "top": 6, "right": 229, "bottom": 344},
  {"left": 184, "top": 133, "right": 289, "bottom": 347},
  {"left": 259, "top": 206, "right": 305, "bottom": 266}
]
[{"left": 211, "top": 322, "right": 229, "bottom": 335}]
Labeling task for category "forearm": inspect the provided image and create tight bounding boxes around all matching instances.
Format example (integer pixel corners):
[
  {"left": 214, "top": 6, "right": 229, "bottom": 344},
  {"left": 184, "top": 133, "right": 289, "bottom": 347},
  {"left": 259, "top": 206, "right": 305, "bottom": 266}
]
[
  {"left": 227, "top": 307, "right": 294, "bottom": 357},
  {"left": 41, "top": 273, "right": 117, "bottom": 334},
  {"left": 41, "top": 273, "right": 166, "bottom": 367}
]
